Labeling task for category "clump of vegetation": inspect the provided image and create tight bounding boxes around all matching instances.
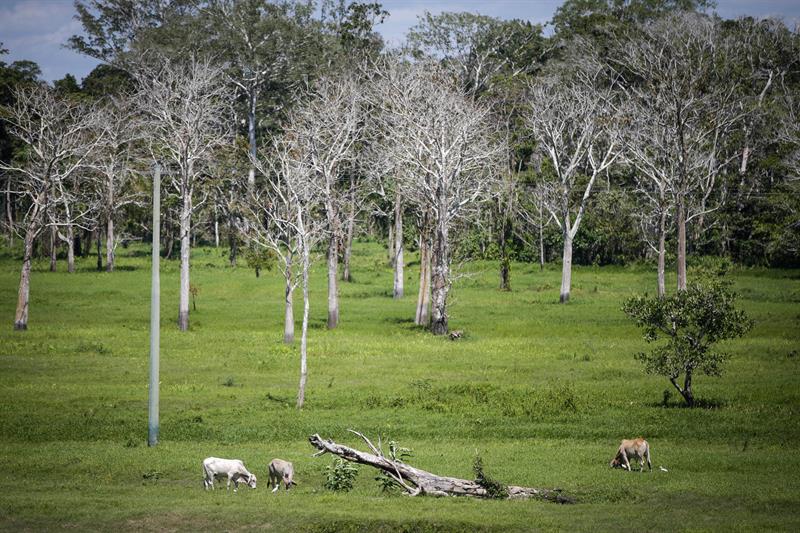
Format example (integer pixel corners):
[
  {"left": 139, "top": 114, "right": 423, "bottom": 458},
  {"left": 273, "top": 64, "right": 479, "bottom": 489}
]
[
  {"left": 324, "top": 458, "right": 359, "bottom": 492},
  {"left": 623, "top": 278, "right": 753, "bottom": 407},
  {"left": 243, "top": 245, "right": 275, "bottom": 278},
  {"left": 189, "top": 284, "right": 199, "bottom": 311},
  {"left": 375, "top": 441, "right": 414, "bottom": 492},
  {"left": 473, "top": 455, "right": 507, "bottom": 499}
]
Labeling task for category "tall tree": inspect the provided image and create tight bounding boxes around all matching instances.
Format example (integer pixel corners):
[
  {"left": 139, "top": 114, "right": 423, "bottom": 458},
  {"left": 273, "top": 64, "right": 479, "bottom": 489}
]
[
  {"left": 134, "top": 55, "right": 229, "bottom": 331},
  {"left": 525, "top": 55, "right": 620, "bottom": 303},
  {"left": 0, "top": 86, "right": 99, "bottom": 329},
  {"left": 373, "top": 59, "right": 503, "bottom": 334},
  {"left": 610, "top": 12, "right": 744, "bottom": 290},
  {"left": 292, "top": 74, "right": 364, "bottom": 330}
]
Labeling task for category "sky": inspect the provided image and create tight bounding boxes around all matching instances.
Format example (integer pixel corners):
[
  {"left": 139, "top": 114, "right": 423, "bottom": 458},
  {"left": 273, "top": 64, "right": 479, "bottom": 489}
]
[{"left": 1, "top": 0, "right": 799, "bottom": 83}]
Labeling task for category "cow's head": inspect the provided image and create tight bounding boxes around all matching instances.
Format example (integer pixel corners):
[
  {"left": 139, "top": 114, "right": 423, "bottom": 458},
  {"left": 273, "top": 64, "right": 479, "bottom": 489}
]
[
  {"left": 247, "top": 473, "right": 257, "bottom": 489},
  {"left": 610, "top": 456, "right": 625, "bottom": 469}
]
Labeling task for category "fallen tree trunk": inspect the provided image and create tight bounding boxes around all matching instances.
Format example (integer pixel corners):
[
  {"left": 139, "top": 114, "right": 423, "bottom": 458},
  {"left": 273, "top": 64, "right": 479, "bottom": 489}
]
[{"left": 308, "top": 431, "right": 572, "bottom": 503}]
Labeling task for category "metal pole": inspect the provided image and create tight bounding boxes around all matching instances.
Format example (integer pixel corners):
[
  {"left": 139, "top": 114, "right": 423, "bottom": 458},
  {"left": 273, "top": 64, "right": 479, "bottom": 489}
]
[{"left": 148, "top": 163, "right": 161, "bottom": 447}]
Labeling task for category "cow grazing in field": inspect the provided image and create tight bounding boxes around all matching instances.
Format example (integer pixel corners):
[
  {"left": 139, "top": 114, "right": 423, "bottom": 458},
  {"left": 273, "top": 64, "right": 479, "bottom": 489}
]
[
  {"left": 610, "top": 438, "right": 652, "bottom": 472},
  {"left": 268, "top": 459, "right": 296, "bottom": 492},
  {"left": 202, "top": 457, "right": 257, "bottom": 491}
]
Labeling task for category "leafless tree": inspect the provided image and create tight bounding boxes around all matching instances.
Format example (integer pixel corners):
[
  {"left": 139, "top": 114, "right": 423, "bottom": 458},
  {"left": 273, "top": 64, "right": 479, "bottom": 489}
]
[
  {"left": 525, "top": 66, "right": 620, "bottom": 304},
  {"left": 610, "top": 12, "right": 744, "bottom": 291},
  {"left": 0, "top": 85, "right": 100, "bottom": 329},
  {"left": 89, "top": 95, "right": 144, "bottom": 272},
  {"left": 133, "top": 54, "right": 230, "bottom": 331},
  {"left": 252, "top": 132, "right": 325, "bottom": 408},
  {"left": 372, "top": 59, "right": 504, "bottom": 334},
  {"left": 290, "top": 74, "right": 364, "bottom": 330}
]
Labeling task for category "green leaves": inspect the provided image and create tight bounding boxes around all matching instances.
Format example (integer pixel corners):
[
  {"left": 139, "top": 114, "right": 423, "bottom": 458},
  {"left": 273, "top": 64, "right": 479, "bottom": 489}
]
[{"left": 623, "top": 278, "right": 753, "bottom": 402}]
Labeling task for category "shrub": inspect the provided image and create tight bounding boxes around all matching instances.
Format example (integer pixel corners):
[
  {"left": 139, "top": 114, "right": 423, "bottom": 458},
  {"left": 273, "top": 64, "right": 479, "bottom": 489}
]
[{"left": 324, "top": 458, "right": 359, "bottom": 492}]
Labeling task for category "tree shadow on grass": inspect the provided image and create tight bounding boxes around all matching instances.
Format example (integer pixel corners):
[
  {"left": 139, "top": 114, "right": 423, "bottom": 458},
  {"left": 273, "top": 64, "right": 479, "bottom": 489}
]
[{"left": 651, "top": 397, "right": 727, "bottom": 409}]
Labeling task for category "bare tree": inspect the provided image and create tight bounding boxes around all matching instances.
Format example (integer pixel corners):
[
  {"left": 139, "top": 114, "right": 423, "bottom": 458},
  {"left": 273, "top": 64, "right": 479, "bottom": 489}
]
[
  {"left": 373, "top": 59, "right": 503, "bottom": 334},
  {"left": 134, "top": 55, "right": 230, "bottom": 331},
  {"left": 525, "top": 67, "right": 619, "bottom": 304},
  {"left": 290, "top": 74, "right": 363, "bottom": 330},
  {"left": 245, "top": 138, "right": 304, "bottom": 345},
  {"left": 0, "top": 85, "right": 99, "bottom": 329},
  {"left": 610, "top": 13, "right": 743, "bottom": 291},
  {"left": 253, "top": 132, "right": 325, "bottom": 408},
  {"left": 90, "top": 95, "right": 143, "bottom": 272}
]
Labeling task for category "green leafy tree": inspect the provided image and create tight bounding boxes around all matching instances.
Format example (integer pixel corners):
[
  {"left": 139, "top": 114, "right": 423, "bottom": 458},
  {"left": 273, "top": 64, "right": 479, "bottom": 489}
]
[{"left": 623, "top": 278, "right": 753, "bottom": 407}]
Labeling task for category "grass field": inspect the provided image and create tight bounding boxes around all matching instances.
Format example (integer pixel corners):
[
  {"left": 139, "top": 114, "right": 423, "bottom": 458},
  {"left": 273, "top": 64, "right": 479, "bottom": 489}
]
[{"left": 1, "top": 241, "right": 799, "bottom": 531}]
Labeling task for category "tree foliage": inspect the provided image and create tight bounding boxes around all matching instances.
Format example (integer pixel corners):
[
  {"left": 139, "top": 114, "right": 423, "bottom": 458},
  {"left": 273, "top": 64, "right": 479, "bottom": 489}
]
[{"left": 623, "top": 276, "right": 753, "bottom": 406}]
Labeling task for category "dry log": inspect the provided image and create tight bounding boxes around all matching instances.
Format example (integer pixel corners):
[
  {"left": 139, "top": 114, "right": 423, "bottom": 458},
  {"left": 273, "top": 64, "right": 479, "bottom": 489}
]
[{"left": 308, "top": 431, "right": 573, "bottom": 503}]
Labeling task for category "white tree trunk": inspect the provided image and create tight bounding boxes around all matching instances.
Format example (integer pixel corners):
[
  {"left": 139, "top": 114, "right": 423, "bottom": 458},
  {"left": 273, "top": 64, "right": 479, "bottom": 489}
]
[
  {"left": 327, "top": 234, "right": 339, "bottom": 329},
  {"left": 657, "top": 209, "right": 667, "bottom": 298},
  {"left": 284, "top": 253, "right": 294, "bottom": 344},
  {"left": 297, "top": 238, "right": 310, "bottom": 409},
  {"left": 106, "top": 217, "right": 115, "bottom": 272},
  {"left": 415, "top": 233, "right": 431, "bottom": 326},
  {"left": 677, "top": 197, "right": 687, "bottom": 291},
  {"left": 393, "top": 193, "right": 404, "bottom": 299},
  {"left": 178, "top": 193, "right": 191, "bottom": 331},
  {"left": 14, "top": 226, "right": 36, "bottom": 330},
  {"left": 559, "top": 230, "right": 573, "bottom": 304},
  {"left": 66, "top": 224, "right": 75, "bottom": 274},
  {"left": 430, "top": 216, "right": 449, "bottom": 335},
  {"left": 49, "top": 225, "right": 57, "bottom": 272}
]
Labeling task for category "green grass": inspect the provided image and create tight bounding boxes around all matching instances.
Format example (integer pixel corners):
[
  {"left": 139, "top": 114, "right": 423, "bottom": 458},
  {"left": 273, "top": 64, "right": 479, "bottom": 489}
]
[{"left": 1, "top": 241, "right": 799, "bottom": 531}]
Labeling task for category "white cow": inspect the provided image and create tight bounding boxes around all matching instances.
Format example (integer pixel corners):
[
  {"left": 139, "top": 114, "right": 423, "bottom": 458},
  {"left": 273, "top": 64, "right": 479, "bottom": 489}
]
[
  {"left": 268, "top": 458, "right": 296, "bottom": 492},
  {"left": 202, "top": 457, "right": 257, "bottom": 492}
]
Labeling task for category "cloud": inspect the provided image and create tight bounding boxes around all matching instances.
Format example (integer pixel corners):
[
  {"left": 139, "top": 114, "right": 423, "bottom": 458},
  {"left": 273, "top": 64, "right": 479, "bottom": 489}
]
[{"left": 0, "top": 0, "right": 100, "bottom": 82}]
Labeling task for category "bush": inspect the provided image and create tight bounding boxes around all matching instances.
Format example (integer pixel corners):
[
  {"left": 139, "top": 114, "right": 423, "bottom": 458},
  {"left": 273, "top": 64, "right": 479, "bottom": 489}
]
[{"left": 324, "top": 458, "right": 359, "bottom": 492}]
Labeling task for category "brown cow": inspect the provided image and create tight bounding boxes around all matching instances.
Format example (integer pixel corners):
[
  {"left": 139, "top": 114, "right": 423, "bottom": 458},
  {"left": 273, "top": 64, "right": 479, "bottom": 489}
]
[{"left": 610, "top": 438, "right": 652, "bottom": 472}]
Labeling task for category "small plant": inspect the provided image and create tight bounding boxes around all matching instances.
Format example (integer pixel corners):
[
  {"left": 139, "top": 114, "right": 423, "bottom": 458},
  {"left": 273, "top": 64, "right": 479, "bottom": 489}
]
[
  {"left": 324, "top": 458, "right": 359, "bottom": 492},
  {"left": 222, "top": 376, "right": 236, "bottom": 387},
  {"left": 375, "top": 440, "right": 414, "bottom": 492},
  {"left": 189, "top": 284, "right": 199, "bottom": 311},
  {"left": 473, "top": 455, "right": 507, "bottom": 499}
]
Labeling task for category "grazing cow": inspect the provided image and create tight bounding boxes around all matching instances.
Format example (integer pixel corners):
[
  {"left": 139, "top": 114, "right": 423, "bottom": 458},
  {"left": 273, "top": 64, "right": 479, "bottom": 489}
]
[
  {"left": 202, "top": 457, "right": 257, "bottom": 492},
  {"left": 268, "top": 459, "right": 296, "bottom": 492},
  {"left": 610, "top": 438, "right": 652, "bottom": 472}
]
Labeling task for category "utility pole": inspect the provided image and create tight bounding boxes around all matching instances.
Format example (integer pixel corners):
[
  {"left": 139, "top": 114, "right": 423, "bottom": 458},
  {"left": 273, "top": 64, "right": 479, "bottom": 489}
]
[{"left": 148, "top": 163, "right": 161, "bottom": 447}]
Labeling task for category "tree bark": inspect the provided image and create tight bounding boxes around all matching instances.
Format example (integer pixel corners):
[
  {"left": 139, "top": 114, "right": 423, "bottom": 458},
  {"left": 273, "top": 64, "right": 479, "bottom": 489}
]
[
  {"left": 82, "top": 228, "right": 91, "bottom": 258},
  {"left": 393, "top": 193, "right": 404, "bottom": 299},
  {"left": 559, "top": 230, "right": 573, "bottom": 304},
  {"left": 499, "top": 208, "right": 511, "bottom": 291},
  {"left": 96, "top": 229, "right": 103, "bottom": 271},
  {"left": 65, "top": 224, "right": 75, "bottom": 274},
  {"left": 213, "top": 206, "right": 220, "bottom": 248},
  {"left": 342, "top": 175, "right": 356, "bottom": 283},
  {"left": 228, "top": 212, "right": 238, "bottom": 267},
  {"left": 247, "top": 88, "right": 257, "bottom": 190},
  {"left": 327, "top": 233, "right": 339, "bottom": 329},
  {"left": 387, "top": 220, "right": 395, "bottom": 267},
  {"left": 657, "top": 208, "right": 667, "bottom": 298},
  {"left": 106, "top": 217, "right": 115, "bottom": 272},
  {"left": 284, "top": 253, "right": 294, "bottom": 344},
  {"left": 430, "top": 214, "right": 449, "bottom": 335},
  {"left": 14, "top": 226, "right": 37, "bottom": 330},
  {"left": 308, "top": 432, "right": 572, "bottom": 503},
  {"left": 415, "top": 231, "right": 431, "bottom": 327},
  {"left": 178, "top": 193, "right": 191, "bottom": 331},
  {"left": 297, "top": 234, "right": 310, "bottom": 409},
  {"left": 49, "top": 225, "right": 57, "bottom": 272},
  {"left": 676, "top": 197, "right": 687, "bottom": 291}
]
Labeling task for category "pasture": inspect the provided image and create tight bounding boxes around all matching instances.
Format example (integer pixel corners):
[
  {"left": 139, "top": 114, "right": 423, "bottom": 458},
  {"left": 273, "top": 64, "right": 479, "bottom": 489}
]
[{"left": 0, "top": 242, "right": 798, "bottom": 531}]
